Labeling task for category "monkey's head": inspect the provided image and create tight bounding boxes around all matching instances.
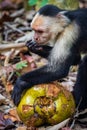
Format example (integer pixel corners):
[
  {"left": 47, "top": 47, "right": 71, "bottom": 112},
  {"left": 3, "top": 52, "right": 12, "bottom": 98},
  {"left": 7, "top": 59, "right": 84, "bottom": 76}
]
[
  {"left": 31, "top": 5, "right": 70, "bottom": 45},
  {"left": 79, "top": 0, "right": 87, "bottom": 8}
]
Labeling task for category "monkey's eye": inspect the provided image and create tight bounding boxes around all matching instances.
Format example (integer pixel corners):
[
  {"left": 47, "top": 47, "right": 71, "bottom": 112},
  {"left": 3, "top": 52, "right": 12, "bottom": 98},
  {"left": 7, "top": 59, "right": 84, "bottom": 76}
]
[
  {"left": 37, "top": 30, "right": 44, "bottom": 34},
  {"left": 81, "top": 0, "right": 86, "bottom": 3}
]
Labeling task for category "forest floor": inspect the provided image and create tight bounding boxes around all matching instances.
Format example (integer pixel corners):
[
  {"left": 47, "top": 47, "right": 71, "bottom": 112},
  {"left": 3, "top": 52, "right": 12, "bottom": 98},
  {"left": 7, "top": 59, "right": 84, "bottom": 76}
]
[{"left": 0, "top": 1, "right": 87, "bottom": 130}]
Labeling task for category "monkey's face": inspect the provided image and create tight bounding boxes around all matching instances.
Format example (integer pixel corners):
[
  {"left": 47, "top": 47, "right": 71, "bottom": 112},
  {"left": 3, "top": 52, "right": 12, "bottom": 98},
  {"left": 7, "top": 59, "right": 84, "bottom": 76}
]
[
  {"left": 31, "top": 12, "right": 70, "bottom": 45},
  {"left": 31, "top": 13, "right": 55, "bottom": 44},
  {"left": 79, "top": 0, "right": 87, "bottom": 8}
]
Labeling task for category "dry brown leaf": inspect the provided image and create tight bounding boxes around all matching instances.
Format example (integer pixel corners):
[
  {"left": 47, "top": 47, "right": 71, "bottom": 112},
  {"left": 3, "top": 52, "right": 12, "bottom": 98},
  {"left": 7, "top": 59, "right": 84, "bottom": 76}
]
[
  {"left": 11, "top": 0, "right": 22, "bottom": 4},
  {"left": 16, "top": 126, "right": 27, "bottom": 130},
  {"left": 0, "top": 112, "right": 15, "bottom": 129},
  {"left": 5, "top": 81, "right": 13, "bottom": 93},
  {"left": 4, "top": 108, "right": 20, "bottom": 122},
  {"left": 0, "top": 94, "right": 6, "bottom": 104},
  {"left": 4, "top": 114, "right": 18, "bottom": 122},
  {"left": 61, "top": 127, "right": 72, "bottom": 130}
]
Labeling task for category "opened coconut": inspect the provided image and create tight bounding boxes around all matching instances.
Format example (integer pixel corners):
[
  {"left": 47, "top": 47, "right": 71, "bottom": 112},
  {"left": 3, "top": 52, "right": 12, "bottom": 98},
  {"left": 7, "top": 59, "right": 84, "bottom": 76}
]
[{"left": 17, "top": 82, "right": 75, "bottom": 127}]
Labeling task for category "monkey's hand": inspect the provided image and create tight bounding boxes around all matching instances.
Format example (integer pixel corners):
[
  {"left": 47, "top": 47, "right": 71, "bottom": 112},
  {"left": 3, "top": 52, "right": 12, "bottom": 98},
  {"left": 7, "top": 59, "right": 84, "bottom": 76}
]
[
  {"left": 26, "top": 40, "right": 52, "bottom": 58},
  {"left": 12, "top": 78, "right": 29, "bottom": 106},
  {"left": 26, "top": 40, "right": 42, "bottom": 52}
]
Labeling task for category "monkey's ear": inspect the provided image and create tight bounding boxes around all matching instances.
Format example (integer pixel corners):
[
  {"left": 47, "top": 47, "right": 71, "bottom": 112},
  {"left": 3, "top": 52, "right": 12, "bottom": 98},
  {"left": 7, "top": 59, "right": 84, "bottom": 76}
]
[
  {"left": 56, "top": 12, "right": 71, "bottom": 27},
  {"left": 56, "top": 13, "right": 63, "bottom": 18}
]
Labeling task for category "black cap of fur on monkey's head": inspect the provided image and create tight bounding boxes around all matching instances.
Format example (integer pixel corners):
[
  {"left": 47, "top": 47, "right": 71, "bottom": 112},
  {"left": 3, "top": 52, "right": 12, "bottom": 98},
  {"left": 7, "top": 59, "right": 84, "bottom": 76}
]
[
  {"left": 79, "top": 0, "right": 87, "bottom": 2},
  {"left": 38, "top": 4, "right": 62, "bottom": 17}
]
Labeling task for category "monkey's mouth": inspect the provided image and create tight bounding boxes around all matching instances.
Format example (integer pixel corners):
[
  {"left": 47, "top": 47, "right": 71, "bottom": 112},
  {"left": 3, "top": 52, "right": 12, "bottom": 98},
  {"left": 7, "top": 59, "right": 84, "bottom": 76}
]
[
  {"left": 37, "top": 42, "right": 48, "bottom": 45},
  {"left": 37, "top": 38, "right": 50, "bottom": 45}
]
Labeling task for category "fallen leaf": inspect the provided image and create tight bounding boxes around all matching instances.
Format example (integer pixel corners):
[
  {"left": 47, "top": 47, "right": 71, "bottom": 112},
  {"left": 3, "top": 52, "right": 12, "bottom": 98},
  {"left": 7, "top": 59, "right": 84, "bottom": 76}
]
[
  {"left": 0, "top": 112, "right": 15, "bottom": 129},
  {"left": 61, "top": 127, "right": 72, "bottom": 130},
  {"left": 4, "top": 108, "right": 20, "bottom": 122},
  {"left": 16, "top": 126, "right": 27, "bottom": 130},
  {"left": 0, "top": 94, "right": 6, "bottom": 105},
  {"left": 5, "top": 81, "right": 13, "bottom": 93}
]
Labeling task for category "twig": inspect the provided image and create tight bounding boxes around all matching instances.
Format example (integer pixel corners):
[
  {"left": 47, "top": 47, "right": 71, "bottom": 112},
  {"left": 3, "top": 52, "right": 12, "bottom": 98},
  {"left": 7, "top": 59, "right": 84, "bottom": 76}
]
[
  {"left": 6, "top": 27, "right": 31, "bottom": 35},
  {"left": 4, "top": 22, "right": 25, "bottom": 34},
  {"left": 10, "top": 8, "right": 25, "bottom": 17},
  {"left": 0, "top": 42, "right": 26, "bottom": 51},
  {"left": 46, "top": 118, "right": 70, "bottom": 130},
  {"left": 70, "top": 98, "right": 82, "bottom": 129},
  {"left": 4, "top": 49, "right": 15, "bottom": 66}
]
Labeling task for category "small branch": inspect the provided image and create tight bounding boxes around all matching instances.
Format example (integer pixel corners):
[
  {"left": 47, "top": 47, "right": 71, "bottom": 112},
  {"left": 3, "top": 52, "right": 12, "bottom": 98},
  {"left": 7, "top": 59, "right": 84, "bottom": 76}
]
[
  {"left": 4, "top": 22, "right": 25, "bottom": 34},
  {"left": 0, "top": 42, "right": 26, "bottom": 51},
  {"left": 4, "top": 49, "right": 15, "bottom": 66},
  {"left": 46, "top": 118, "right": 70, "bottom": 130},
  {"left": 10, "top": 9, "right": 25, "bottom": 17},
  {"left": 6, "top": 27, "right": 31, "bottom": 35}
]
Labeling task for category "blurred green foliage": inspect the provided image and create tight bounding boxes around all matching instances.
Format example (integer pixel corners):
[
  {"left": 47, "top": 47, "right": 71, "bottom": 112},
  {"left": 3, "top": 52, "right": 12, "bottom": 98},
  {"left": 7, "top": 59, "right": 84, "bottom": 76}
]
[
  {"left": 53, "top": 0, "right": 79, "bottom": 10},
  {"left": 28, "top": 0, "right": 48, "bottom": 7},
  {"left": 28, "top": 0, "right": 79, "bottom": 10}
]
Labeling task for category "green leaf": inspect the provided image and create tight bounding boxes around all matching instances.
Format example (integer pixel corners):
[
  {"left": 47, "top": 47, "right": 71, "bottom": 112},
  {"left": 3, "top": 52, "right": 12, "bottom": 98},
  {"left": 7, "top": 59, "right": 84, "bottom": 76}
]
[
  {"left": 41, "top": 0, "right": 48, "bottom": 6},
  {"left": 28, "top": 0, "right": 37, "bottom": 6},
  {"left": 16, "top": 72, "right": 21, "bottom": 76},
  {"left": 16, "top": 61, "right": 28, "bottom": 70}
]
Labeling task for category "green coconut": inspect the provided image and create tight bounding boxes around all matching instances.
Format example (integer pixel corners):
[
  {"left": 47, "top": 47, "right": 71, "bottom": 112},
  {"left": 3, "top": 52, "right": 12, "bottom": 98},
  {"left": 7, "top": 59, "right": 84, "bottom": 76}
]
[{"left": 17, "top": 83, "right": 75, "bottom": 127}]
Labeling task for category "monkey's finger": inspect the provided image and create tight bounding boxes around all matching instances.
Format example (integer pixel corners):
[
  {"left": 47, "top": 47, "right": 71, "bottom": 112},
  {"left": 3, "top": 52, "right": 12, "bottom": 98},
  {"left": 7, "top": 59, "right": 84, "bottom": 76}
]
[
  {"left": 12, "top": 89, "right": 21, "bottom": 106},
  {"left": 26, "top": 41, "right": 32, "bottom": 47},
  {"left": 12, "top": 87, "right": 23, "bottom": 106},
  {"left": 26, "top": 40, "right": 34, "bottom": 47},
  {"left": 26, "top": 41, "right": 36, "bottom": 48},
  {"left": 35, "top": 46, "right": 43, "bottom": 50}
]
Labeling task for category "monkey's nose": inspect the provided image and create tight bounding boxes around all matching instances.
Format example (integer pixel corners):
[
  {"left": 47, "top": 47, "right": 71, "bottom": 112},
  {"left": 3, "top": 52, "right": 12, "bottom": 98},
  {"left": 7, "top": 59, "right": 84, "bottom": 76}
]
[{"left": 34, "top": 37, "right": 39, "bottom": 42}]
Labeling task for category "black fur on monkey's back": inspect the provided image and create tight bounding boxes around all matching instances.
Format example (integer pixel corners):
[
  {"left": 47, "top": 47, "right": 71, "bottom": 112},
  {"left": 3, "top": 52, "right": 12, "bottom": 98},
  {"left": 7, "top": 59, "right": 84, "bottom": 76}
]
[
  {"left": 63, "top": 9, "right": 87, "bottom": 53},
  {"left": 65, "top": 9, "right": 87, "bottom": 28}
]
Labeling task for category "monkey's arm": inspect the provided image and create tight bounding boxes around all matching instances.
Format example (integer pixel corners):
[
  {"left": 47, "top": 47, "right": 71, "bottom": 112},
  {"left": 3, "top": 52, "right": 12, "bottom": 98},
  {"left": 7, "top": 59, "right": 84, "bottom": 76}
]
[
  {"left": 26, "top": 40, "right": 81, "bottom": 64},
  {"left": 72, "top": 55, "right": 87, "bottom": 110},
  {"left": 72, "top": 54, "right": 81, "bottom": 65},
  {"left": 26, "top": 40, "right": 52, "bottom": 58},
  {"left": 12, "top": 53, "right": 75, "bottom": 106}
]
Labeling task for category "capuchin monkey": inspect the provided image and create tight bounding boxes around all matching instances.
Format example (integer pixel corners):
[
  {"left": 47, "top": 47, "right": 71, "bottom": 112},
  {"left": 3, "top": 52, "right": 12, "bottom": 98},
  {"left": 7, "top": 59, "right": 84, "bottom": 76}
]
[{"left": 12, "top": 5, "right": 87, "bottom": 111}]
